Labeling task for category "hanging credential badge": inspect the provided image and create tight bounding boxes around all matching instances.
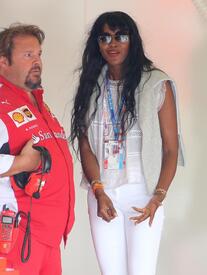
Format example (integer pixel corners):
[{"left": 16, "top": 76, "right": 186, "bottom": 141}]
[
  {"left": 104, "top": 140, "right": 125, "bottom": 170},
  {"left": 103, "top": 75, "right": 126, "bottom": 170}
]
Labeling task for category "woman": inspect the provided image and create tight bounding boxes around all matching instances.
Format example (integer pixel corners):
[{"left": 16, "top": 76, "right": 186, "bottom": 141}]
[{"left": 71, "top": 11, "right": 185, "bottom": 275}]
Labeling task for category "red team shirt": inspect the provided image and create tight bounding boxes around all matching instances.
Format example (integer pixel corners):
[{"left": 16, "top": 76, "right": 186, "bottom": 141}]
[{"left": 0, "top": 75, "right": 75, "bottom": 248}]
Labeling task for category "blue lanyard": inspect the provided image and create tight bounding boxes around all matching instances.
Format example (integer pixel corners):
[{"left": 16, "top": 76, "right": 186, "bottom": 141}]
[{"left": 105, "top": 76, "right": 125, "bottom": 140}]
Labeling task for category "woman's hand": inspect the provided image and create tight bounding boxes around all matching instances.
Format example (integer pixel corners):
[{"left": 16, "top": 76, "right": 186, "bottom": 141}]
[
  {"left": 95, "top": 189, "right": 117, "bottom": 222},
  {"left": 129, "top": 195, "right": 162, "bottom": 226}
]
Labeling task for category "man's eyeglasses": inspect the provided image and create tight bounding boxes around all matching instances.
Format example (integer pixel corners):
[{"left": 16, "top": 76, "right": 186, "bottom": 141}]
[{"left": 97, "top": 33, "right": 129, "bottom": 44}]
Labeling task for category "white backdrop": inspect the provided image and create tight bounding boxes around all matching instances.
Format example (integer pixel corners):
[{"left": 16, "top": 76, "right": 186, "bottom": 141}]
[{"left": 0, "top": 1, "right": 207, "bottom": 274}]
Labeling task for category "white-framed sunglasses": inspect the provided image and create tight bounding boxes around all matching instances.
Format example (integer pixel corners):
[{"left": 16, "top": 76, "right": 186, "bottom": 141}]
[{"left": 97, "top": 33, "right": 129, "bottom": 44}]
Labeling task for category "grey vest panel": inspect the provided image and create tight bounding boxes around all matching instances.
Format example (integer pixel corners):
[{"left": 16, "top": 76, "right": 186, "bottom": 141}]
[{"left": 134, "top": 70, "right": 185, "bottom": 193}]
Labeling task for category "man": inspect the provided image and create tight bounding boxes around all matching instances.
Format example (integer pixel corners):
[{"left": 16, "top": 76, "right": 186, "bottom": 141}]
[{"left": 0, "top": 24, "right": 75, "bottom": 275}]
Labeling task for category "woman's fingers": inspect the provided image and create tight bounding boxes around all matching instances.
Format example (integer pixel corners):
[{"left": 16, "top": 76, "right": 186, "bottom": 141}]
[
  {"left": 99, "top": 207, "right": 117, "bottom": 222},
  {"left": 130, "top": 207, "right": 151, "bottom": 224},
  {"left": 130, "top": 204, "right": 159, "bottom": 226},
  {"left": 132, "top": 206, "right": 145, "bottom": 213},
  {"left": 97, "top": 194, "right": 117, "bottom": 222},
  {"left": 98, "top": 208, "right": 112, "bottom": 222},
  {"left": 107, "top": 205, "right": 117, "bottom": 218},
  {"left": 149, "top": 210, "right": 156, "bottom": 226}
]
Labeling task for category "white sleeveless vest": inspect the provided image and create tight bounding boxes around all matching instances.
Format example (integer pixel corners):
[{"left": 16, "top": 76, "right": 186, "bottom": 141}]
[{"left": 81, "top": 67, "right": 185, "bottom": 194}]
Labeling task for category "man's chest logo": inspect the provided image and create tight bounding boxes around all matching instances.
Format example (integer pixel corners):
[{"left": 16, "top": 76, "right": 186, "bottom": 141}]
[{"left": 8, "top": 105, "right": 37, "bottom": 127}]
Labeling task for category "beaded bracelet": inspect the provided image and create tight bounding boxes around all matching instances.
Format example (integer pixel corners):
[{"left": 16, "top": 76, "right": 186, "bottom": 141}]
[
  {"left": 91, "top": 179, "right": 103, "bottom": 186},
  {"left": 91, "top": 180, "right": 104, "bottom": 194}
]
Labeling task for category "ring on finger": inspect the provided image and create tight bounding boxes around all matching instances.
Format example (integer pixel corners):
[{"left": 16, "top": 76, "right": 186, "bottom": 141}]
[{"left": 145, "top": 207, "right": 151, "bottom": 215}]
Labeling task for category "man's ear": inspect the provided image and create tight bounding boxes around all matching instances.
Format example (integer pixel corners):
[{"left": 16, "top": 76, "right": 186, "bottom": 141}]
[{"left": 0, "top": 56, "right": 9, "bottom": 68}]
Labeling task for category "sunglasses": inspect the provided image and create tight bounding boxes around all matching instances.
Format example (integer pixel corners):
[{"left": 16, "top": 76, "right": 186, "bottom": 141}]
[{"left": 97, "top": 32, "right": 129, "bottom": 44}]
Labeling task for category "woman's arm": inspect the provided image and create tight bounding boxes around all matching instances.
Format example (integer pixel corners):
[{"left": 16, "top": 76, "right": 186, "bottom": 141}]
[
  {"left": 130, "top": 81, "right": 178, "bottom": 225},
  {"left": 79, "top": 135, "right": 100, "bottom": 183},
  {"left": 155, "top": 80, "right": 178, "bottom": 191},
  {"left": 79, "top": 135, "right": 117, "bottom": 222}
]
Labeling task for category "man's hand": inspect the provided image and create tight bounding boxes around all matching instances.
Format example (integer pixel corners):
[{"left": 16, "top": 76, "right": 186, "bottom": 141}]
[
  {"left": 0, "top": 139, "right": 41, "bottom": 177},
  {"left": 95, "top": 189, "right": 117, "bottom": 222}
]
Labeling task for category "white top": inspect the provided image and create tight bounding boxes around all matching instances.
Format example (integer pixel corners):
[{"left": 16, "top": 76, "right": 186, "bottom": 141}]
[
  {"left": 0, "top": 119, "right": 15, "bottom": 174},
  {"left": 96, "top": 79, "right": 167, "bottom": 189},
  {"left": 0, "top": 119, "right": 17, "bottom": 212},
  {"left": 81, "top": 68, "right": 185, "bottom": 193}
]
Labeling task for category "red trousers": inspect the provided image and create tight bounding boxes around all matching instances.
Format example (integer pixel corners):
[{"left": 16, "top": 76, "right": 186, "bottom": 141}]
[{"left": 0, "top": 229, "right": 61, "bottom": 275}]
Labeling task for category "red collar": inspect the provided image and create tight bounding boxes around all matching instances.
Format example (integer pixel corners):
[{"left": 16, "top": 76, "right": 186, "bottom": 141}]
[{"left": 0, "top": 75, "right": 44, "bottom": 106}]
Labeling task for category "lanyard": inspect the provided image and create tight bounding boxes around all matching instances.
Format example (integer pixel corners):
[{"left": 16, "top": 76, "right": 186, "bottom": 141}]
[{"left": 105, "top": 76, "right": 125, "bottom": 140}]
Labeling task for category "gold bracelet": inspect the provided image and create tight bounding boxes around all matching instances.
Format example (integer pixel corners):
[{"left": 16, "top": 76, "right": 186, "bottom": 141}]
[
  {"left": 154, "top": 188, "right": 167, "bottom": 203},
  {"left": 154, "top": 188, "right": 167, "bottom": 196}
]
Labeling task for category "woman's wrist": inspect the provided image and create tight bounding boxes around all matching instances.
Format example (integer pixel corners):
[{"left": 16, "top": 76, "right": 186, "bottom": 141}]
[
  {"left": 154, "top": 188, "right": 167, "bottom": 198},
  {"left": 91, "top": 179, "right": 104, "bottom": 196},
  {"left": 150, "top": 195, "right": 163, "bottom": 207},
  {"left": 94, "top": 187, "right": 105, "bottom": 199},
  {"left": 151, "top": 188, "right": 167, "bottom": 206}
]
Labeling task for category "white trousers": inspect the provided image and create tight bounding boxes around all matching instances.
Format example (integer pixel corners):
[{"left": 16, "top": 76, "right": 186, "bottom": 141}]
[{"left": 87, "top": 184, "right": 164, "bottom": 275}]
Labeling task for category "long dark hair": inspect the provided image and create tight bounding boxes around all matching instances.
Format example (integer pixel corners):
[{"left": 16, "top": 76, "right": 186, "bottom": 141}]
[{"left": 70, "top": 11, "right": 153, "bottom": 147}]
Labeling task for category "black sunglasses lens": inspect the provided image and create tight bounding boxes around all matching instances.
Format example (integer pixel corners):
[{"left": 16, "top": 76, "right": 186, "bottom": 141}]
[
  {"left": 115, "top": 34, "right": 129, "bottom": 42},
  {"left": 98, "top": 34, "right": 129, "bottom": 44},
  {"left": 98, "top": 35, "right": 111, "bottom": 44}
]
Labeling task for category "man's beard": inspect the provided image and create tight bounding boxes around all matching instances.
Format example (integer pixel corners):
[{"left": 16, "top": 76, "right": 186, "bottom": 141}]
[
  {"left": 25, "top": 65, "right": 42, "bottom": 90},
  {"left": 25, "top": 77, "right": 41, "bottom": 90}
]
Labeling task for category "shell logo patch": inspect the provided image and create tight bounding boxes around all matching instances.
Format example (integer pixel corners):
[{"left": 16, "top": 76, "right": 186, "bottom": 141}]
[
  {"left": 8, "top": 105, "right": 37, "bottom": 127},
  {"left": 12, "top": 112, "right": 25, "bottom": 123}
]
